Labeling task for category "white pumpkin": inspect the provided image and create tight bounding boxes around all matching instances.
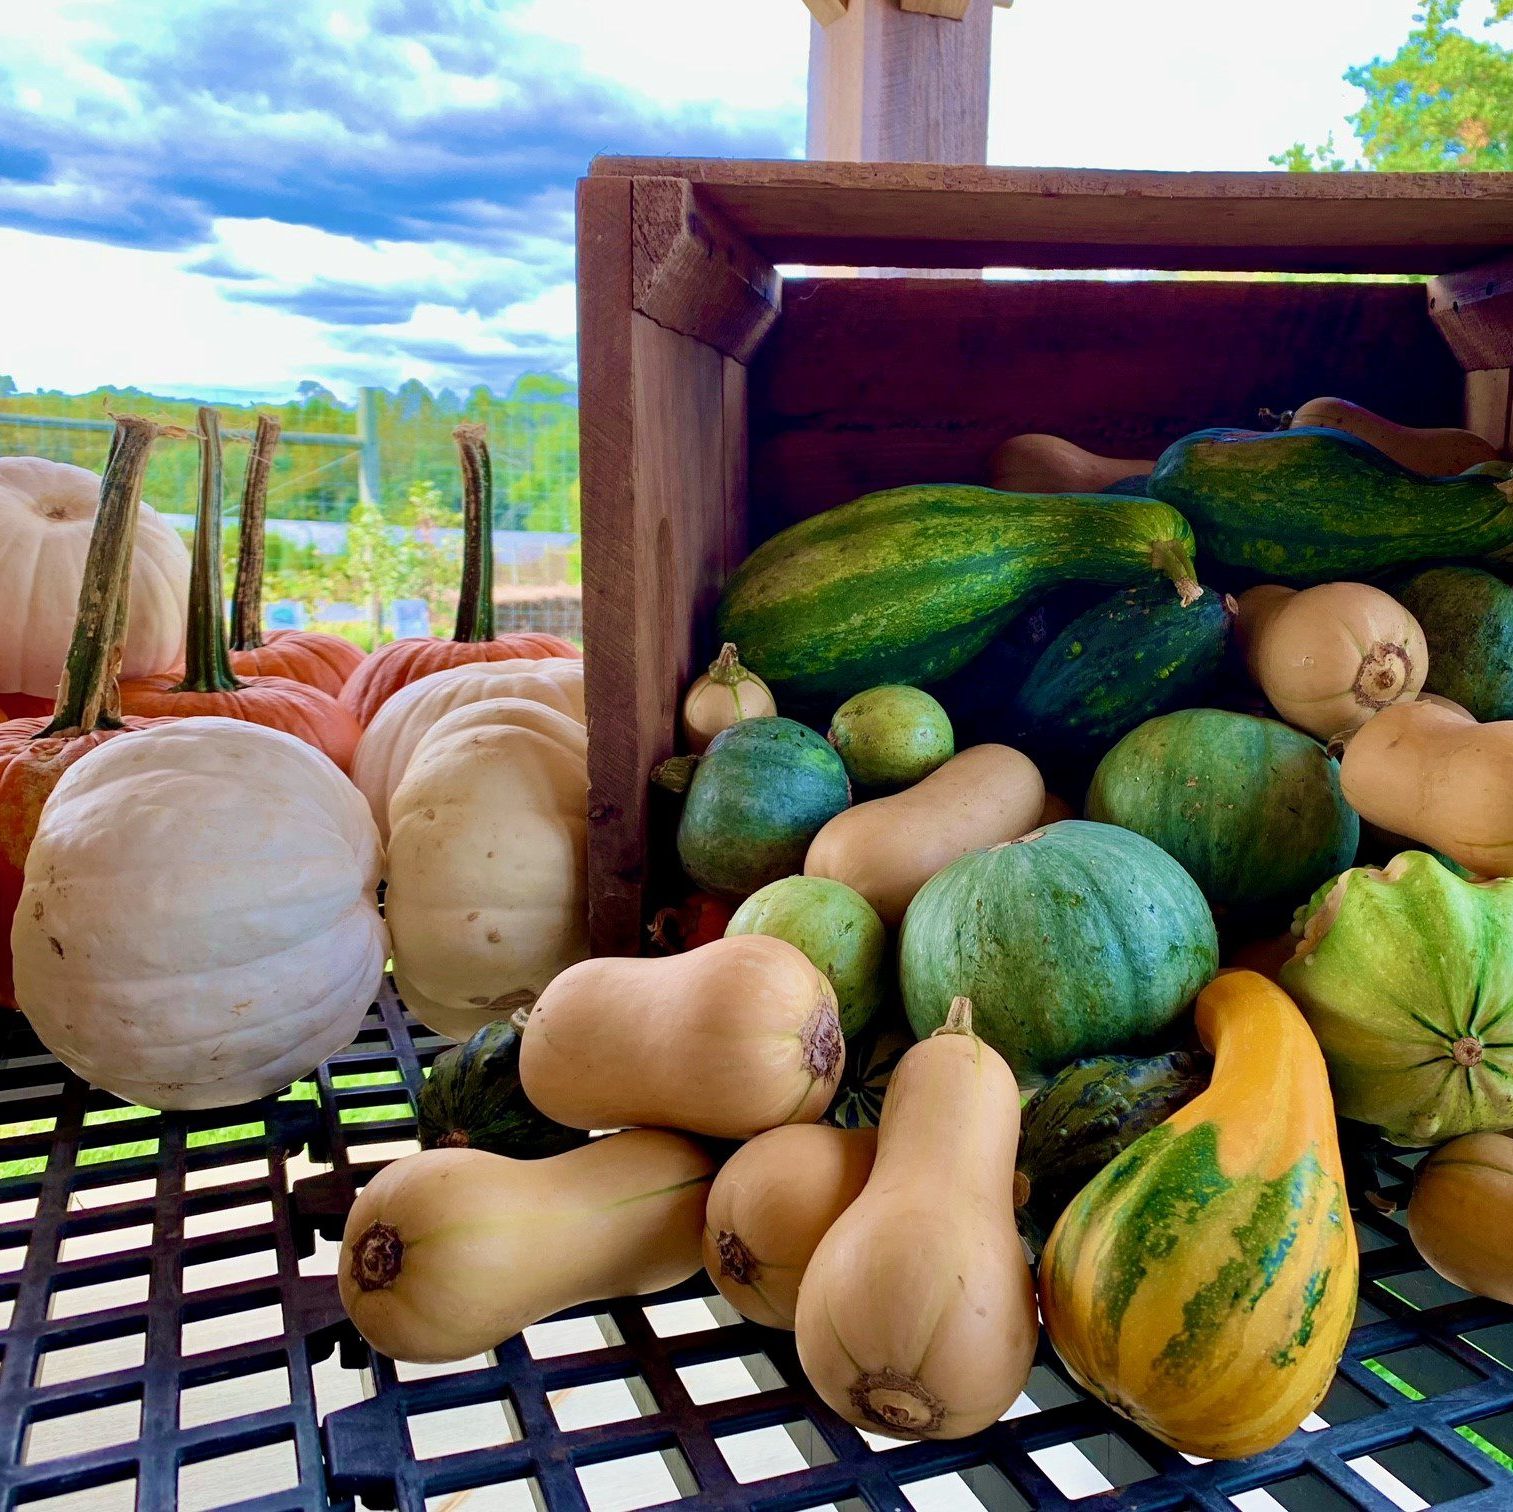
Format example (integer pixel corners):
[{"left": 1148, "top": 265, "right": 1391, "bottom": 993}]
[
  {"left": 352, "top": 656, "right": 584, "bottom": 842},
  {"left": 0, "top": 456, "right": 190, "bottom": 700},
  {"left": 12, "top": 717, "right": 387, "bottom": 1109},
  {"left": 386, "top": 697, "right": 588, "bottom": 1041}
]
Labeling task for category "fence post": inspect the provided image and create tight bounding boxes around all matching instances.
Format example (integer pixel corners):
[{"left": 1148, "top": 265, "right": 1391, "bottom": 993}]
[{"left": 357, "top": 387, "right": 382, "bottom": 507}]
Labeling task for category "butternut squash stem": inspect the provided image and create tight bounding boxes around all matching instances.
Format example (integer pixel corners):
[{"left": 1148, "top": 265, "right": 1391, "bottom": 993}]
[
  {"left": 451, "top": 422, "right": 495, "bottom": 643},
  {"left": 228, "top": 415, "right": 283, "bottom": 652},
  {"left": 176, "top": 407, "right": 243, "bottom": 694},
  {"left": 39, "top": 416, "right": 161, "bottom": 738},
  {"left": 932, "top": 995, "right": 975, "bottom": 1038}
]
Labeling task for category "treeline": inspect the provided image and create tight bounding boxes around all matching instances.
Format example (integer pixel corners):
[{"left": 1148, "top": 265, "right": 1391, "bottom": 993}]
[{"left": 0, "top": 373, "right": 580, "bottom": 529}]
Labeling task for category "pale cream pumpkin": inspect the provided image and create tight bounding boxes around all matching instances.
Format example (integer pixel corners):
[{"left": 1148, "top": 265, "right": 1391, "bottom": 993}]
[
  {"left": 351, "top": 657, "right": 584, "bottom": 842},
  {"left": 0, "top": 456, "right": 189, "bottom": 702},
  {"left": 386, "top": 697, "right": 589, "bottom": 1042},
  {"left": 12, "top": 717, "right": 388, "bottom": 1109}
]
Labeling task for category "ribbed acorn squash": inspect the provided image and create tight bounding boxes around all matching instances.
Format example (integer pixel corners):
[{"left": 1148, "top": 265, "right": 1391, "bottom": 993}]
[
  {"left": 1039, "top": 971, "right": 1357, "bottom": 1460},
  {"left": 1280, "top": 851, "right": 1513, "bottom": 1145}
]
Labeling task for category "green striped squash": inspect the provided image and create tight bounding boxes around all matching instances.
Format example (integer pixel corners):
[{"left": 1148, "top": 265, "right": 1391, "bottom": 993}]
[
  {"left": 1149, "top": 427, "right": 1513, "bottom": 583},
  {"left": 1392, "top": 564, "right": 1513, "bottom": 722},
  {"left": 716, "top": 486, "right": 1201, "bottom": 707},
  {"left": 1039, "top": 971, "right": 1357, "bottom": 1460}
]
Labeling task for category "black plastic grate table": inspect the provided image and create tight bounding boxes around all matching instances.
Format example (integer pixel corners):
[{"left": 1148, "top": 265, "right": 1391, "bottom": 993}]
[{"left": 1, "top": 982, "right": 1511, "bottom": 1512}]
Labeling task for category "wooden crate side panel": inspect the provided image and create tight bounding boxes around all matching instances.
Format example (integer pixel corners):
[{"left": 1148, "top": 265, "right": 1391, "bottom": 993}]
[
  {"left": 748, "top": 277, "right": 1466, "bottom": 530},
  {"left": 1466, "top": 369, "right": 1513, "bottom": 454},
  {"left": 590, "top": 159, "right": 1513, "bottom": 274}
]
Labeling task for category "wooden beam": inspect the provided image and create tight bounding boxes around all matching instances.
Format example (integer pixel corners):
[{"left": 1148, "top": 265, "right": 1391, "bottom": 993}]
[
  {"left": 1429, "top": 253, "right": 1513, "bottom": 370},
  {"left": 803, "top": 0, "right": 848, "bottom": 22},
  {"left": 806, "top": 0, "right": 993, "bottom": 165},
  {"left": 590, "top": 160, "right": 1513, "bottom": 275},
  {"left": 899, "top": 0, "right": 973, "bottom": 17},
  {"left": 630, "top": 178, "right": 781, "bottom": 364}
]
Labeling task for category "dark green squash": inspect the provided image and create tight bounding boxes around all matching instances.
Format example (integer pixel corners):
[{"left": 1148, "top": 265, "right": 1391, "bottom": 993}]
[
  {"left": 676, "top": 717, "right": 850, "bottom": 900},
  {"left": 1014, "top": 1050, "right": 1211, "bottom": 1254},
  {"left": 1392, "top": 564, "right": 1513, "bottom": 721},
  {"left": 715, "top": 485, "right": 1201, "bottom": 707},
  {"left": 1148, "top": 427, "right": 1513, "bottom": 583},
  {"left": 1086, "top": 709, "right": 1359, "bottom": 913},
  {"left": 417, "top": 1020, "right": 588, "bottom": 1158},
  {"left": 899, "top": 820, "right": 1218, "bottom": 1081},
  {"left": 1004, "top": 580, "right": 1233, "bottom": 756}
]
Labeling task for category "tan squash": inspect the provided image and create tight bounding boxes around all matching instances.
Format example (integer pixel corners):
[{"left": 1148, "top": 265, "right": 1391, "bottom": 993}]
[
  {"left": 519, "top": 935, "right": 844, "bottom": 1139},
  {"left": 1339, "top": 698, "right": 1513, "bottom": 876},
  {"left": 1291, "top": 397, "right": 1499, "bottom": 476},
  {"left": 1240, "top": 581, "right": 1426, "bottom": 739},
  {"left": 987, "top": 433, "right": 1152, "bottom": 494},
  {"left": 1406, "top": 1132, "right": 1513, "bottom": 1303},
  {"left": 795, "top": 997, "right": 1037, "bottom": 1440},
  {"left": 804, "top": 744, "right": 1044, "bottom": 927},
  {"left": 703, "top": 1124, "right": 876, "bottom": 1330},
  {"left": 338, "top": 1131, "right": 714, "bottom": 1363},
  {"left": 682, "top": 643, "right": 776, "bottom": 754}
]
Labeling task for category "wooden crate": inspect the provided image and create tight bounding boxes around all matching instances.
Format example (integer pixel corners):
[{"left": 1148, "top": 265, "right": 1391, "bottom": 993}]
[{"left": 577, "top": 159, "right": 1513, "bottom": 955}]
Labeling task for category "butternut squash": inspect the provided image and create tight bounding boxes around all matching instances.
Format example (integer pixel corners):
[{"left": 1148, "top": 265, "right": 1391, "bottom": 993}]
[
  {"left": 1339, "top": 698, "right": 1513, "bottom": 876},
  {"left": 337, "top": 1130, "right": 714, "bottom": 1362},
  {"left": 703, "top": 1124, "right": 876, "bottom": 1330},
  {"left": 804, "top": 744, "right": 1044, "bottom": 927},
  {"left": 1406, "top": 1132, "right": 1513, "bottom": 1303},
  {"left": 519, "top": 935, "right": 843, "bottom": 1139},
  {"left": 988, "top": 433, "right": 1152, "bottom": 494},
  {"left": 1290, "top": 397, "right": 1499, "bottom": 476},
  {"left": 794, "top": 997, "right": 1037, "bottom": 1440},
  {"left": 1039, "top": 971, "right": 1357, "bottom": 1461},
  {"left": 1239, "top": 582, "right": 1426, "bottom": 739}
]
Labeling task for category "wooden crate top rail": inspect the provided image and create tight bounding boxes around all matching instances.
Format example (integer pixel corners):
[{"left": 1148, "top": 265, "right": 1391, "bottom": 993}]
[{"left": 591, "top": 158, "right": 1513, "bottom": 274}]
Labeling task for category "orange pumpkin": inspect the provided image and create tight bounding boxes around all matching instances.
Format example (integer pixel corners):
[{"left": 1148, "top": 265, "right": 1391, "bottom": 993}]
[
  {"left": 1, "top": 417, "right": 178, "bottom": 1009},
  {"left": 224, "top": 415, "right": 364, "bottom": 697},
  {"left": 0, "top": 693, "right": 52, "bottom": 720},
  {"left": 118, "top": 408, "right": 362, "bottom": 773},
  {"left": 338, "top": 424, "right": 577, "bottom": 726}
]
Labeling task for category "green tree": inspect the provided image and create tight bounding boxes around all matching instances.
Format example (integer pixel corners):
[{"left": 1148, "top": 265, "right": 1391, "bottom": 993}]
[{"left": 1274, "top": 1, "right": 1513, "bottom": 170}]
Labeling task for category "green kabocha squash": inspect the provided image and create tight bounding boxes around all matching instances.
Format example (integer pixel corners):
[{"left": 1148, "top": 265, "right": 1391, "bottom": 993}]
[
  {"left": 716, "top": 486, "right": 1201, "bottom": 707},
  {"left": 1148, "top": 427, "right": 1513, "bottom": 583},
  {"left": 726, "top": 875, "right": 888, "bottom": 1039},
  {"left": 1005, "top": 581, "right": 1233, "bottom": 757},
  {"left": 899, "top": 820, "right": 1218, "bottom": 1081},
  {"left": 417, "top": 1020, "right": 588, "bottom": 1158},
  {"left": 827, "top": 685, "right": 954, "bottom": 792},
  {"left": 1281, "top": 851, "right": 1513, "bottom": 1145},
  {"left": 674, "top": 717, "right": 850, "bottom": 901},
  {"left": 1392, "top": 565, "right": 1513, "bottom": 722},
  {"left": 1086, "top": 709, "right": 1358, "bottom": 914},
  {"left": 1039, "top": 971, "right": 1357, "bottom": 1461},
  {"left": 1014, "top": 1050, "right": 1211, "bottom": 1255}
]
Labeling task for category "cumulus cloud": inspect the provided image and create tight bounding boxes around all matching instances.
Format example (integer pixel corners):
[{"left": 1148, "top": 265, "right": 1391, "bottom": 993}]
[{"left": 0, "top": 0, "right": 807, "bottom": 393}]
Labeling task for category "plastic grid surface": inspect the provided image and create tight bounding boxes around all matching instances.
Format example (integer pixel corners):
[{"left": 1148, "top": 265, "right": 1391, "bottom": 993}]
[{"left": 0, "top": 984, "right": 1510, "bottom": 1512}]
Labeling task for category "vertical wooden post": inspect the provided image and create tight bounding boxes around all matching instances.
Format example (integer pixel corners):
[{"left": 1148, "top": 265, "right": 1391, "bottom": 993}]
[
  {"left": 356, "top": 385, "right": 382, "bottom": 507},
  {"left": 805, "top": 0, "right": 994, "bottom": 166}
]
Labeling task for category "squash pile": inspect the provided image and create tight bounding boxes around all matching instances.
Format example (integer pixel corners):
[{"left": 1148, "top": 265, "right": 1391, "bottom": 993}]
[{"left": 10, "top": 394, "right": 1513, "bottom": 1471}]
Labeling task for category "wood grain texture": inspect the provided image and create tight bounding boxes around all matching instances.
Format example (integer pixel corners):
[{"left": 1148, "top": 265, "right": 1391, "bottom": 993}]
[
  {"left": 1429, "top": 253, "right": 1513, "bottom": 370},
  {"left": 631, "top": 178, "right": 780, "bottom": 363},
  {"left": 806, "top": 0, "right": 991, "bottom": 164},
  {"left": 589, "top": 159, "right": 1513, "bottom": 273},
  {"left": 579, "top": 177, "right": 750, "bottom": 954},
  {"left": 748, "top": 276, "right": 1466, "bottom": 530},
  {"left": 900, "top": 0, "right": 974, "bottom": 19},
  {"left": 1465, "top": 368, "right": 1513, "bottom": 454}
]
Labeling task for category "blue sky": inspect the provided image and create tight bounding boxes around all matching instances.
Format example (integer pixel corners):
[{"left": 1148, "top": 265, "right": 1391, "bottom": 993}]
[{"left": 0, "top": 0, "right": 1493, "bottom": 401}]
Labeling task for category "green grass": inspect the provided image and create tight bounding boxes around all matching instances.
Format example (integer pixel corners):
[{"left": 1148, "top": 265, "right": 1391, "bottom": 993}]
[
  {"left": 0, "top": 1070, "right": 407, "bottom": 1181},
  {"left": 1364, "top": 1358, "right": 1513, "bottom": 1472}
]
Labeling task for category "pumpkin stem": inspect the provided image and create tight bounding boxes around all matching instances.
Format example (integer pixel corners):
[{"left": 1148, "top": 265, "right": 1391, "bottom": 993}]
[
  {"left": 706, "top": 643, "right": 747, "bottom": 687},
  {"left": 40, "top": 416, "right": 162, "bottom": 738},
  {"left": 1148, "top": 539, "right": 1203, "bottom": 607},
  {"left": 932, "top": 995, "right": 975, "bottom": 1038},
  {"left": 176, "top": 408, "right": 242, "bottom": 694},
  {"left": 651, "top": 755, "right": 698, "bottom": 794},
  {"left": 452, "top": 423, "right": 495, "bottom": 643},
  {"left": 228, "top": 415, "right": 283, "bottom": 652}
]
